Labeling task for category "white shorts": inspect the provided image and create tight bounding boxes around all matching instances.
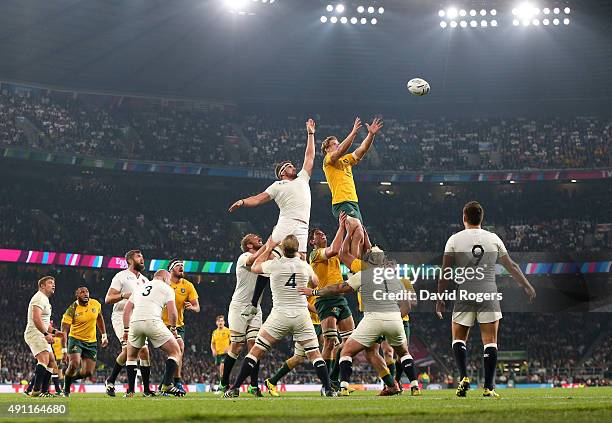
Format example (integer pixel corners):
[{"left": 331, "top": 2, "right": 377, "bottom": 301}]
[
  {"left": 128, "top": 320, "right": 173, "bottom": 349},
  {"left": 271, "top": 218, "right": 309, "bottom": 253},
  {"left": 351, "top": 313, "right": 406, "bottom": 347},
  {"left": 228, "top": 302, "right": 262, "bottom": 340},
  {"left": 260, "top": 308, "right": 317, "bottom": 342},
  {"left": 113, "top": 313, "right": 148, "bottom": 347},
  {"left": 452, "top": 311, "right": 502, "bottom": 327},
  {"left": 24, "top": 332, "right": 52, "bottom": 357}
]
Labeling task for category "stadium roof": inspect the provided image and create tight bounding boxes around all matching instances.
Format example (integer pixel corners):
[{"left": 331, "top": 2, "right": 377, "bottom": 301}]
[{"left": 1, "top": 0, "right": 611, "bottom": 106}]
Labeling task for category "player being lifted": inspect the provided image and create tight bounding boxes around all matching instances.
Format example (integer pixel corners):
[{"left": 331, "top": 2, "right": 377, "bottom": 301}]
[
  {"left": 23, "top": 276, "right": 66, "bottom": 397},
  {"left": 123, "top": 269, "right": 184, "bottom": 397},
  {"left": 436, "top": 201, "right": 536, "bottom": 398},
  {"left": 218, "top": 234, "right": 266, "bottom": 396},
  {"left": 161, "top": 259, "right": 200, "bottom": 394},
  {"left": 229, "top": 118, "right": 316, "bottom": 317},
  {"left": 104, "top": 250, "right": 153, "bottom": 397},
  {"left": 300, "top": 247, "right": 418, "bottom": 397},
  {"left": 322, "top": 117, "right": 383, "bottom": 258},
  {"left": 223, "top": 235, "right": 336, "bottom": 398},
  {"left": 61, "top": 287, "right": 108, "bottom": 396},
  {"left": 228, "top": 118, "right": 316, "bottom": 255}
]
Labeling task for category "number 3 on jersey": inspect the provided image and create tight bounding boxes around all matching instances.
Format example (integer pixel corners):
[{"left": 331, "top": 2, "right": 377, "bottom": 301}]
[
  {"left": 285, "top": 273, "right": 297, "bottom": 288},
  {"left": 142, "top": 285, "right": 152, "bottom": 296}
]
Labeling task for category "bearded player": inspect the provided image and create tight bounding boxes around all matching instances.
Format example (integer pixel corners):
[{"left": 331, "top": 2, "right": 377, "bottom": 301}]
[{"left": 104, "top": 250, "right": 153, "bottom": 396}]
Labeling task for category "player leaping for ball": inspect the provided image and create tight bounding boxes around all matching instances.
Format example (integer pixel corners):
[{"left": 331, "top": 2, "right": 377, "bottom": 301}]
[
  {"left": 322, "top": 117, "right": 383, "bottom": 258},
  {"left": 229, "top": 118, "right": 316, "bottom": 317}
]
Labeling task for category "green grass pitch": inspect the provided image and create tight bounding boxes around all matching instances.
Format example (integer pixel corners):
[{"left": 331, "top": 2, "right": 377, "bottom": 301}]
[{"left": 1, "top": 388, "right": 611, "bottom": 422}]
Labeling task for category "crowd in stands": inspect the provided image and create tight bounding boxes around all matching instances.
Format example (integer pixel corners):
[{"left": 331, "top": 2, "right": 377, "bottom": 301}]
[
  {"left": 1, "top": 91, "right": 611, "bottom": 171},
  {"left": 1, "top": 172, "right": 610, "bottom": 261}
]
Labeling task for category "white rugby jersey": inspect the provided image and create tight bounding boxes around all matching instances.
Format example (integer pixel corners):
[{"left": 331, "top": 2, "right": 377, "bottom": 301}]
[
  {"left": 128, "top": 279, "right": 175, "bottom": 322},
  {"left": 24, "top": 291, "right": 52, "bottom": 335},
  {"left": 261, "top": 256, "right": 314, "bottom": 311},
  {"left": 444, "top": 228, "right": 508, "bottom": 291},
  {"left": 232, "top": 252, "right": 259, "bottom": 305},
  {"left": 264, "top": 169, "right": 311, "bottom": 223},
  {"left": 109, "top": 269, "right": 149, "bottom": 316}
]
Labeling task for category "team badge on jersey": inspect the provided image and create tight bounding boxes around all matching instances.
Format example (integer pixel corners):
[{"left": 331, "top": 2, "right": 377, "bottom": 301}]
[{"left": 181, "top": 288, "right": 186, "bottom": 294}]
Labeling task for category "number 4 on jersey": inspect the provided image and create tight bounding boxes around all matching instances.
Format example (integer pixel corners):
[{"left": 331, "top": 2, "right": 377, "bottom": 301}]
[{"left": 285, "top": 273, "right": 297, "bottom": 288}]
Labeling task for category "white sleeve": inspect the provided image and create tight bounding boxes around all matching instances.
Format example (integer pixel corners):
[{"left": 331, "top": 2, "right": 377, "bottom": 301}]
[
  {"left": 237, "top": 253, "right": 250, "bottom": 268},
  {"left": 444, "top": 235, "right": 455, "bottom": 255},
  {"left": 297, "top": 169, "right": 311, "bottom": 182},
  {"left": 305, "top": 263, "right": 316, "bottom": 279},
  {"left": 165, "top": 286, "right": 175, "bottom": 304},
  {"left": 264, "top": 182, "right": 278, "bottom": 199},
  {"left": 261, "top": 260, "right": 275, "bottom": 275},
  {"left": 493, "top": 234, "right": 508, "bottom": 257},
  {"left": 346, "top": 272, "right": 362, "bottom": 291},
  {"left": 110, "top": 273, "right": 123, "bottom": 291}
]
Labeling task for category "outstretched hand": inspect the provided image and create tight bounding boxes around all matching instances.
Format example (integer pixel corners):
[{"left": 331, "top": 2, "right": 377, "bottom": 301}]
[
  {"left": 366, "top": 117, "right": 384, "bottom": 135},
  {"left": 306, "top": 118, "right": 316, "bottom": 134},
  {"left": 351, "top": 117, "right": 362, "bottom": 134},
  {"left": 228, "top": 199, "right": 243, "bottom": 213}
]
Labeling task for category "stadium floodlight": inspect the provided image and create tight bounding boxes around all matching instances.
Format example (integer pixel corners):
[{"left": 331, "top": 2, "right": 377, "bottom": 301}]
[
  {"left": 340, "top": 16, "right": 348, "bottom": 23},
  {"left": 532, "top": 18, "right": 540, "bottom": 25},
  {"left": 490, "top": 9, "right": 497, "bottom": 16},
  {"left": 225, "top": 0, "right": 248, "bottom": 11},
  {"left": 378, "top": 7, "right": 384, "bottom": 14},
  {"left": 480, "top": 9, "right": 486, "bottom": 16},
  {"left": 371, "top": 17, "right": 377, "bottom": 24},
  {"left": 440, "top": 21, "right": 448, "bottom": 28},
  {"left": 522, "top": 19, "right": 530, "bottom": 26},
  {"left": 380, "top": 181, "right": 392, "bottom": 186},
  {"left": 447, "top": 8, "right": 458, "bottom": 19},
  {"left": 553, "top": 17, "right": 559, "bottom": 25},
  {"left": 543, "top": 18, "right": 549, "bottom": 25},
  {"left": 326, "top": 4, "right": 333, "bottom": 12},
  {"left": 469, "top": 9, "right": 476, "bottom": 16},
  {"left": 509, "top": 180, "right": 516, "bottom": 184},
  {"left": 564, "top": 7, "right": 570, "bottom": 14},
  {"left": 534, "top": 8, "right": 540, "bottom": 15},
  {"left": 450, "top": 20, "right": 457, "bottom": 28},
  {"left": 470, "top": 20, "right": 477, "bottom": 27},
  {"left": 571, "top": 179, "right": 577, "bottom": 183},
  {"left": 439, "top": 182, "right": 444, "bottom": 186},
  {"left": 439, "top": 9, "right": 445, "bottom": 17},
  {"left": 330, "top": 16, "right": 338, "bottom": 23},
  {"left": 320, "top": 16, "right": 328, "bottom": 23},
  {"left": 563, "top": 17, "right": 570, "bottom": 25},
  {"left": 459, "top": 9, "right": 466, "bottom": 17},
  {"left": 460, "top": 20, "right": 467, "bottom": 27},
  {"left": 513, "top": 18, "right": 520, "bottom": 25},
  {"left": 543, "top": 7, "right": 550, "bottom": 14},
  {"left": 368, "top": 6, "right": 375, "bottom": 14},
  {"left": 553, "top": 7, "right": 560, "bottom": 14},
  {"left": 480, "top": 20, "right": 488, "bottom": 27},
  {"left": 357, "top": 5, "right": 365, "bottom": 13},
  {"left": 514, "top": 3, "right": 537, "bottom": 19},
  {"left": 491, "top": 20, "right": 498, "bottom": 27},
  {"left": 336, "top": 4, "right": 345, "bottom": 13},
  {"left": 350, "top": 16, "right": 358, "bottom": 24},
  {"left": 361, "top": 17, "right": 367, "bottom": 24}
]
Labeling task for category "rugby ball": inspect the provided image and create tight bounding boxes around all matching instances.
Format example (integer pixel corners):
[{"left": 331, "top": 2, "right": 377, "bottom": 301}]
[{"left": 407, "top": 78, "right": 430, "bottom": 96}]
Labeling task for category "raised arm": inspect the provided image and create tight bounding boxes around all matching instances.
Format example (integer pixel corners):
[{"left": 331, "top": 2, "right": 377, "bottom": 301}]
[
  {"left": 353, "top": 117, "right": 383, "bottom": 161},
  {"left": 338, "top": 224, "right": 357, "bottom": 268},
  {"left": 302, "top": 118, "right": 316, "bottom": 176},
  {"left": 435, "top": 253, "right": 454, "bottom": 319},
  {"left": 327, "top": 118, "right": 362, "bottom": 163},
  {"left": 251, "top": 243, "right": 274, "bottom": 274},
  {"left": 324, "top": 212, "right": 347, "bottom": 258},
  {"left": 245, "top": 244, "right": 267, "bottom": 266},
  {"left": 228, "top": 191, "right": 272, "bottom": 213},
  {"left": 499, "top": 254, "right": 536, "bottom": 301}
]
